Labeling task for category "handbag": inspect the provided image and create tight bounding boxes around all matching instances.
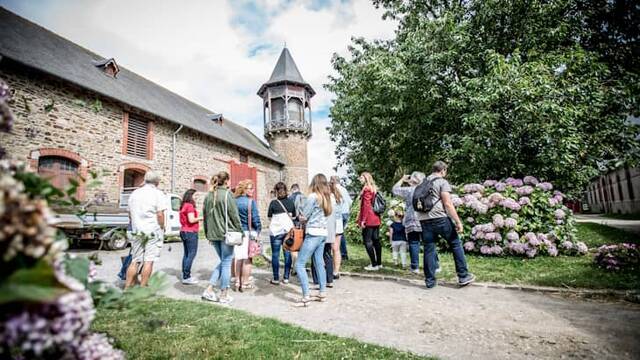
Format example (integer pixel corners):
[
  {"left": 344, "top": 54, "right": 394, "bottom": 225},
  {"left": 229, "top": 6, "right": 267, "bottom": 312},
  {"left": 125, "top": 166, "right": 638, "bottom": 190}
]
[
  {"left": 372, "top": 191, "right": 386, "bottom": 215},
  {"left": 247, "top": 199, "right": 262, "bottom": 258},
  {"left": 279, "top": 200, "right": 304, "bottom": 252},
  {"left": 222, "top": 190, "right": 243, "bottom": 246}
]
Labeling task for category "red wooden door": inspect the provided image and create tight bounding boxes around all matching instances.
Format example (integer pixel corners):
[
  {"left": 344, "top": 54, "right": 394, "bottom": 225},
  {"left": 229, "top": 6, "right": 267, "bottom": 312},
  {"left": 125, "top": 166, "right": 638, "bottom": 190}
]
[{"left": 229, "top": 161, "right": 258, "bottom": 200}]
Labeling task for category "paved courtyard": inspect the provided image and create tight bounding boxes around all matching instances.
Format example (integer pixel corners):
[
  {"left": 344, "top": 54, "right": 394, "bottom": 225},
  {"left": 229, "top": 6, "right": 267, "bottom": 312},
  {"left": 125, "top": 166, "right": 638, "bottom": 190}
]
[{"left": 73, "top": 240, "right": 640, "bottom": 360}]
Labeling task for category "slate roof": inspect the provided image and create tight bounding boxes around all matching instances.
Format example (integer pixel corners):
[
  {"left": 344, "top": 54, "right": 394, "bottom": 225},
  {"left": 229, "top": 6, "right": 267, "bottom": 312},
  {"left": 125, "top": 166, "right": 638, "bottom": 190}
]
[
  {"left": 257, "top": 47, "right": 315, "bottom": 97},
  {"left": 0, "top": 7, "right": 284, "bottom": 165}
]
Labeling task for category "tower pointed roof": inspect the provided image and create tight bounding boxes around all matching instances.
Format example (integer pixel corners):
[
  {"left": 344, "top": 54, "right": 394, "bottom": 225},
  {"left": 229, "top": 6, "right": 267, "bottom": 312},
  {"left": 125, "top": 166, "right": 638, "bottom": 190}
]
[{"left": 258, "top": 47, "right": 315, "bottom": 97}]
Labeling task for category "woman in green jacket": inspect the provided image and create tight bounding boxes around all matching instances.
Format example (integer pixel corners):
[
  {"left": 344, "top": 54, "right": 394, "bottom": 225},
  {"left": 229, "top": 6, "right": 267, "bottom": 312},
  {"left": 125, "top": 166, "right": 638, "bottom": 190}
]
[{"left": 201, "top": 171, "right": 242, "bottom": 305}]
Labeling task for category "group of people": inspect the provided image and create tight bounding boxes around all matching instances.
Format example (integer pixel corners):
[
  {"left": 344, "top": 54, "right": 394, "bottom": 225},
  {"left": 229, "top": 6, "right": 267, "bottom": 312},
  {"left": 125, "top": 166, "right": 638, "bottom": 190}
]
[{"left": 123, "top": 160, "right": 475, "bottom": 307}]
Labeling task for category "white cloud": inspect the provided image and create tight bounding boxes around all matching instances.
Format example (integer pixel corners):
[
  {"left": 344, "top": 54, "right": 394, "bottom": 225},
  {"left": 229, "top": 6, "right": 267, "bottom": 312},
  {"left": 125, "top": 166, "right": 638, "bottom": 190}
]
[{"left": 1, "top": 0, "right": 396, "bottom": 181}]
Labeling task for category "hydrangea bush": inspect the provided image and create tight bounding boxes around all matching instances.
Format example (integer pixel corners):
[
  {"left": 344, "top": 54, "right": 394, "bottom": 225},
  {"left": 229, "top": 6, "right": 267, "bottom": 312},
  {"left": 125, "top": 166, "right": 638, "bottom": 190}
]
[
  {"left": 594, "top": 243, "right": 639, "bottom": 271},
  {"left": 452, "top": 176, "right": 587, "bottom": 258}
]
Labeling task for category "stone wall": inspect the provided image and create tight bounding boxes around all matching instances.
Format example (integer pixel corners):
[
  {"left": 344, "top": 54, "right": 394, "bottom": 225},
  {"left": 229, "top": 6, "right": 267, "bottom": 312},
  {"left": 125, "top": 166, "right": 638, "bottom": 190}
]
[
  {"left": 0, "top": 62, "right": 283, "bottom": 222},
  {"left": 585, "top": 166, "right": 640, "bottom": 214},
  {"left": 268, "top": 133, "right": 309, "bottom": 189}
]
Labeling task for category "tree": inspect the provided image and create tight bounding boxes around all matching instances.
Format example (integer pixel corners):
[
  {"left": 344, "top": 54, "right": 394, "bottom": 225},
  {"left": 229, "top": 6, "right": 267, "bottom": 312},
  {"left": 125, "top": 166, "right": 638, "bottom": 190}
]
[{"left": 326, "top": 0, "right": 639, "bottom": 197}]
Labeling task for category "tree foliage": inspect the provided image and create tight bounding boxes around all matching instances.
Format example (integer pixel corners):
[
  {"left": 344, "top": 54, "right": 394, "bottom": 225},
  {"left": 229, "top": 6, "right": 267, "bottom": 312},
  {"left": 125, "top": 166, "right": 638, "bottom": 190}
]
[{"left": 327, "top": 0, "right": 639, "bottom": 197}]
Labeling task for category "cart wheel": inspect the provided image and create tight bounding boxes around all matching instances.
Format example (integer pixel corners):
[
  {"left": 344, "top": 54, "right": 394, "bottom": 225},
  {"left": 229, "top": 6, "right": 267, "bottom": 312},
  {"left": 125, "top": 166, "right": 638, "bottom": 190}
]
[{"left": 107, "top": 232, "right": 128, "bottom": 250}]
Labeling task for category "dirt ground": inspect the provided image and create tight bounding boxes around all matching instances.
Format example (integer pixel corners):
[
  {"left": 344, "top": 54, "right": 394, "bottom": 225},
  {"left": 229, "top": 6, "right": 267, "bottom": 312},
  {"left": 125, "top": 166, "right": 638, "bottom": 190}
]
[{"left": 74, "top": 240, "right": 640, "bottom": 360}]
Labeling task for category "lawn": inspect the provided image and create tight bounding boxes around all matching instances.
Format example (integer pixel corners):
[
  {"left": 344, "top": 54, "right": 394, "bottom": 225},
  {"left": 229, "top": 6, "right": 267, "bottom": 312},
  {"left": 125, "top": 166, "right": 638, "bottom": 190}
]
[
  {"left": 338, "top": 223, "right": 639, "bottom": 290},
  {"left": 92, "top": 298, "right": 430, "bottom": 360}
]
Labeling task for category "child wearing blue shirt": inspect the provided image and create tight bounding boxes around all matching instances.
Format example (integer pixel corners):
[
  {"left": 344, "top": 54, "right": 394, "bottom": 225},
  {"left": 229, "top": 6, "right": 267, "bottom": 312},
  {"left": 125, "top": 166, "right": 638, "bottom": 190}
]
[{"left": 389, "top": 210, "right": 408, "bottom": 268}]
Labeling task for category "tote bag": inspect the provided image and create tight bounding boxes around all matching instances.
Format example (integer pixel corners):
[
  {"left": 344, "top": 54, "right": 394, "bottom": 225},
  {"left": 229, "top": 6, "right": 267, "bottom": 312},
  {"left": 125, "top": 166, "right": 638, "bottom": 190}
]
[{"left": 223, "top": 190, "right": 243, "bottom": 246}]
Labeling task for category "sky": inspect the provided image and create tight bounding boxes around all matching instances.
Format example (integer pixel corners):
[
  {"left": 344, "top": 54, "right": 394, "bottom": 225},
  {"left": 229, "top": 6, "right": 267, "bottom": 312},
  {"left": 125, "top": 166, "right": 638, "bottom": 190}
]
[{"left": 0, "top": 0, "right": 397, "bottom": 181}]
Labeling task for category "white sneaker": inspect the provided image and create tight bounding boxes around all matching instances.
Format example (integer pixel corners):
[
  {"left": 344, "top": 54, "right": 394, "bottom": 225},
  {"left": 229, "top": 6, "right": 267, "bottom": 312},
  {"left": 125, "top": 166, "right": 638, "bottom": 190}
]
[
  {"left": 201, "top": 290, "right": 218, "bottom": 302},
  {"left": 411, "top": 268, "right": 420, "bottom": 274},
  {"left": 364, "top": 265, "right": 377, "bottom": 271},
  {"left": 218, "top": 295, "right": 234, "bottom": 305},
  {"left": 282, "top": 279, "right": 290, "bottom": 284},
  {"left": 377, "top": 265, "right": 383, "bottom": 270},
  {"left": 182, "top": 277, "right": 198, "bottom": 285}
]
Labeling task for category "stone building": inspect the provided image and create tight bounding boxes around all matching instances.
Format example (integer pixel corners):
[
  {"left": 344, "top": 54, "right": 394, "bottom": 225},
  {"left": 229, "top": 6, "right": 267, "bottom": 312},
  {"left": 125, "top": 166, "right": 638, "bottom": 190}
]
[
  {"left": 584, "top": 166, "right": 640, "bottom": 214},
  {"left": 0, "top": 8, "right": 312, "bottom": 219}
]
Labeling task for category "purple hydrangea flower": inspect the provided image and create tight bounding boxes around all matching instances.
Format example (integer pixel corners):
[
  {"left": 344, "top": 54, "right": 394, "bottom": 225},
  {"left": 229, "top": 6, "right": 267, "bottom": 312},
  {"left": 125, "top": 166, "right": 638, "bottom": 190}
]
[
  {"left": 536, "top": 182, "right": 553, "bottom": 191},
  {"left": 526, "top": 248, "right": 538, "bottom": 258},
  {"left": 483, "top": 180, "right": 497, "bottom": 187},
  {"left": 494, "top": 182, "right": 507, "bottom": 192},
  {"left": 506, "top": 231, "right": 519, "bottom": 241},
  {"left": 464, "top": 241, "right": 475, "bottom": 251},
  {"left": 492, "top": 214, "right": 505, "bottom": 228},
  {"left": 554, "top": 209, "right": 566, "bottom": 219},
  {"left": 548, "top": 245, "right": 558, "bottom": 257},
  {"left": 508, "top": 242, "right": 526, "bottom": 254},
  {"left": 491, "top": 245, "right": 503, "bottom": 255},
  {"left": 499, "top": 198, "right": 521, "bottom": 211},
  {"left": 516, "top": 186, "right": 534, "bottom": 196},
  {"left": 537, "top": 233, "right": 548, "bottom": 243},
  {"left": 504, "top": 217, "right": 517, "bottom": 228},
  {"left": 485, "top": 232, "right": 497, "bottom": 241},
  {"left": 523, "top": 176, "right": 539, "bottom": 185},
  {"left": 488, "top": 192, "right": 505, "bottom": 203},
  {"left": 556, "top": 220, "right": 564, "bottom": 225},
  {"left": 548, "top": 197, "right": 559, "bottom": 207},
  {"left": 561, "top": 241, "right": 573, "bottom": 250},
  {"left": 576, "top": 242, "right": 588, "bottom": 254},
  {"left": 505, "top": 177, "right": 524, "bottom": 187},
  {"left": 466, "top": 217, "right": 475, "bottom": 224},
  {"left": 452, "top": 196, "right": 463, "bottom": 207},
  {"left": 480, "top": 245, "right": 491, "bottom": 255},
  {"left": 518, "top": 197, "right": 531, "bottom": 206},
  {"left": 463, "top": 183, "right": 485, "bottom": 193}
]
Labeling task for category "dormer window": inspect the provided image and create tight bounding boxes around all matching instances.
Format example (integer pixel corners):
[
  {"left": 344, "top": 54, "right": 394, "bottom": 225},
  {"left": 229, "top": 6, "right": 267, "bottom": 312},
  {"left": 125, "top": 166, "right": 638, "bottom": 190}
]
[
  {"left": 209, "top": 113, "right": 224, "bottom": 125},
  {"left": 93, "top": 58, "right": 120, "bottom": 77}
]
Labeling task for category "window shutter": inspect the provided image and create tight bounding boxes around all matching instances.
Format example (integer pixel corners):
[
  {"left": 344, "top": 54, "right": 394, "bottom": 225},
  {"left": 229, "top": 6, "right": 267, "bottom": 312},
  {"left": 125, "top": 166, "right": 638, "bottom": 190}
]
[{"left": 126, "top": 114, "right": 149, "bottom": 158}]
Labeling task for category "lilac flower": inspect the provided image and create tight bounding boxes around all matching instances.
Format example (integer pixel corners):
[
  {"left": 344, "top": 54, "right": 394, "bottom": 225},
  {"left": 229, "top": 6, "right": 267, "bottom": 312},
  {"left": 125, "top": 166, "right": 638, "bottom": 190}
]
[
  {"left": 464, "top": 241, "right": 475, "bottom": 251},
  {"left": 516, "top": 186, "right": 534, "bottom": 196},
  {"left": 536, "top": 182, "right": 553, "bottom": 191},
  {"left": 504, "top": 217, "right": 517, "bottom": 228},
  {"left": 576, "top": 242, "right": 588, "bottom": 254},
  {"left": 492, "top": 214, "right": 505, "bottom": 228},
  {"left": 463, "top": 183, "right": 485, "bottom": 193},
  {"left": 548, "top": 197, "right": 559, "bottom": 206},
  {"left": 554, "top": 209, "right": 566, "bottom": 219},
  {"left": 518, "top": 197, "right": 531, "bottom": 206},
  {"left": 483, "top": 180, "right": 497, "bottom": 187},
  {"left": 505, "top": 177, "right": 524, "bottom": 187},
  {"left": 494, "top": 182, "right": 507, "bottom": 192},
  {"left": 561, "top": 241, "right": 573, "bottom": 250},
  {"left": 499, "top": 198, "right": 521, "bottom": 211},
  {"left": 491, "top": 245, "right": 503, "bottom": 255},
  {"left": 480, "top": 245, "right": 491, "bottom": 255},
  {"left": 506, "top": 231, "right": 519, "bottom": 241},
  {"left": 523, "top": 176, "right": 539, "bottom": 185},
  {"left": 526, "top": 248, "right": 538, "bottom": 258},
  {"left": 548, "top": 245, "right": 558, "bottom": 257}
]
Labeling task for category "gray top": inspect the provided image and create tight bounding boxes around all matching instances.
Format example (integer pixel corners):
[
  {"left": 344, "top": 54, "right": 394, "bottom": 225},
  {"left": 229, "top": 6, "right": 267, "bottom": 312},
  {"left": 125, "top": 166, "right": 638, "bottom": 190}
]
[
  {"left": 0, "top": 8, "right": 284, "bottom": 165},
  {"left": 415, "top": 175, "right": 452, "bottom": 221},
  {"left": 391, "top": 185, "right": 422, "bottom": 233}
]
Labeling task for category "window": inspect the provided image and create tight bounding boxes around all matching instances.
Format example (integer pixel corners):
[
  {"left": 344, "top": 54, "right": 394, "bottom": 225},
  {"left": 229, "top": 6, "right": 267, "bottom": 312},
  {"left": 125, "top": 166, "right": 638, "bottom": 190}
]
[
  {"left": 38, "top": 156, "right": 79, "bottom": 191},
  {"left": 193, "top": 179, "right": 207, "bottom": 192},
  {"left": 288, "top": 98, "right": 303, "bottom": 123},
  {"left": 270, "top": 98, "right": 285, "bottom": 125},
  {"left": 125, "top": 113, "right": 151, "bottom": 159},
  {"left": 171, "top": 196, "right": 181, "bottom": 212}
]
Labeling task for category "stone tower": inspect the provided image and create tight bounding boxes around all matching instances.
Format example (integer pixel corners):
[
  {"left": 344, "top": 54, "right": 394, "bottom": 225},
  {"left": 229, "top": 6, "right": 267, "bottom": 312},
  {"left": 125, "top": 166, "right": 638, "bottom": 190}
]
[{"left": 258, "top": 47, "right": 315, "bottom": 188}]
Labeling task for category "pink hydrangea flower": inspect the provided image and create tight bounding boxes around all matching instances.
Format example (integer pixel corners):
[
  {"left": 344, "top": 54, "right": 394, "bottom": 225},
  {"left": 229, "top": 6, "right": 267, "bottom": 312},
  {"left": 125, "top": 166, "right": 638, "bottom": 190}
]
[
  {"left": 506, "top": 231, "right": 519, "bottom": 241},
  {"left": 548, "top": 197, "right": 559, "bottom": 206},
  {"left": 518, "top": 197, "right": 531, "bottom": 206},
  {"left": 516, "top": 186, "right": 534, "bottom": 196},
  {"left": 480, "top": 245, "right": 491, "bottom": 255},
  {"left": 494, "top": 182, "right": 507, "bottom": 192},
  {"left": 523, "top": 176, "right": 539, "bottom": 185},
  {"left": 536, "top": 182, "right": 553, "bottom": 191},
  {"left": 463, "top": 184, "right": 485, "bottom": 193},
  {"left": 492, "top": 214, "right": 505, "bottom": 228},
  {"left": 504, "top": 217, "right": 517, "bottom": 228},
  {"left": 548, "top": 245, "right": 558, "bottom": 256},
  {"left": 483, "top": 180, "right": 497, "bottom": 187},
  {"left": 464, "top": 241, "right": 475, "bottom": 251},
  {"left": 500, "top": 198, "right": 521, "bottom": 211},
  {"left": 576, "top": 242, "right": 588, "bottom": 254},
  {"left": 554, "top": 209, "right": 566, "bottom": 219},
  {"left": 491, "top": 245, "right": 503, "bottom": 255}
]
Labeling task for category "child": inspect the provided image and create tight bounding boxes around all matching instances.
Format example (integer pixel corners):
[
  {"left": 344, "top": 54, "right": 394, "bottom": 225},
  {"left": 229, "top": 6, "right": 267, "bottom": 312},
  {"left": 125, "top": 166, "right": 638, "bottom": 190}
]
[{"left": 389, "top": 210, "right": 408, "bottom": 268}]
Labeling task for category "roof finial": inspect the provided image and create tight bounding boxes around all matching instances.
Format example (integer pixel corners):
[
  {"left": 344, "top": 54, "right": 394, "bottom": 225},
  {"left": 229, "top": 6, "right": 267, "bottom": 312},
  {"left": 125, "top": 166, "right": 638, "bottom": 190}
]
[{"left": 284, "top": 41, "right": 287, "bottom": 49}]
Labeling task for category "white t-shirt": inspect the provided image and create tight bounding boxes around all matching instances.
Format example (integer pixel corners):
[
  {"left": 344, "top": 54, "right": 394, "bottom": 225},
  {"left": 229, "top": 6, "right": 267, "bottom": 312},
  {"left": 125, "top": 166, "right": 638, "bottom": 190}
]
[{"left": 128, "top": 184, "right": 168, "bottom": 235}]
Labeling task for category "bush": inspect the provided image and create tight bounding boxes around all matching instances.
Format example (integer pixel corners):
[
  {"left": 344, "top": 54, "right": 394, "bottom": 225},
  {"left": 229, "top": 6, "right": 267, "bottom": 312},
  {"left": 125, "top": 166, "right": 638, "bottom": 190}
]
[
  {"left": 454, "top": 177, "right": 587, "bottom": 258},
  {"left": 594, "top": 243, "right": 640, "bottom": 271}
]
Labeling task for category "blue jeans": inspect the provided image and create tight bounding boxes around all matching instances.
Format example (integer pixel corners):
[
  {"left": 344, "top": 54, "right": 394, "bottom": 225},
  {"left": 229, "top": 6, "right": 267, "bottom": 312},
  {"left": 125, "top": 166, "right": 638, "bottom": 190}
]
[
  {"left": 295, "top": 234, "right": 326, "bottom": 297},
  {"left": 118, "top": 253, "right": 132, "bottom": 280},
  {"left": 180, "top": 231, "right": 198, "bottom": 279},
  {"left": 420, "top": 218, "right": 469, "bottom": 287},
  {"left": 209, "top": 240, "right": 234, "bottom": 289},
  {"left": 407, "top": 231, "right": 422, "bottom": 271},
  {"left": 270, "top": 234, "right": 292, "bottom": 281},
  {"left": 340, "top": 213, "right": 349, "bottom": 258}
]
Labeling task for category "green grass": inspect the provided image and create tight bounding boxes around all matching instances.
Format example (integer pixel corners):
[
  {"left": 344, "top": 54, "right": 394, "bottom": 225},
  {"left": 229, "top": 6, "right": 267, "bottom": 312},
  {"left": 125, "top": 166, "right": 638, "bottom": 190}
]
[
  {"left": 92, "top": 298, "right": 430, "bottom": 360},
  {"left": 602, "top": 212, "right": 640, "bottom": 220},
  {"left": 339, "top": 223, "right": 639, "bottom": 290}
]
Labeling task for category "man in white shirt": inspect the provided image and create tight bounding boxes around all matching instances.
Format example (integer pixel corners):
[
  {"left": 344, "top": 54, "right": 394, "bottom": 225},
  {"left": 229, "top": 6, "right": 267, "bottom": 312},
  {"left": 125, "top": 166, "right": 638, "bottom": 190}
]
[{"left": 125, "top": 171, "right": 167, "bottom": 288}]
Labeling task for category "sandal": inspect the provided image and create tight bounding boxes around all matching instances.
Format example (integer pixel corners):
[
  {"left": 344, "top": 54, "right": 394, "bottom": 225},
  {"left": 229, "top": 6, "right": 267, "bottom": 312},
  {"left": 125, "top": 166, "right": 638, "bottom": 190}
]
[
  {"left": 314, "top": 292, "right": 327, "bottom": 302},
  {"left": 293, "top": 296, "right": 312, "bottom": 307},
  {"left": 242, "top": 283, "right": 255, "bottom": 290}
]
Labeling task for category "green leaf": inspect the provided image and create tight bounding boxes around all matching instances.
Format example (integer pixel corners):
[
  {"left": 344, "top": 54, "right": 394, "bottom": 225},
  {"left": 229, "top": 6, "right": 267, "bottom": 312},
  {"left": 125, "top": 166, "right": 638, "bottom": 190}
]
[{"left": 0, "top": 260, "right": 70, "bottom": 304}]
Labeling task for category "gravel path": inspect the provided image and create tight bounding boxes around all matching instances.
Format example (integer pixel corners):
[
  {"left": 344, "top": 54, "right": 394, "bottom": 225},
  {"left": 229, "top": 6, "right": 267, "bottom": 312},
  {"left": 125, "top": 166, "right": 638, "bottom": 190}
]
[
  {"left": 575, "top": 214, "right": 640, "bottom": 235},
  {"left": 74, "top": 240, "right": 640, "bottom": 360}
]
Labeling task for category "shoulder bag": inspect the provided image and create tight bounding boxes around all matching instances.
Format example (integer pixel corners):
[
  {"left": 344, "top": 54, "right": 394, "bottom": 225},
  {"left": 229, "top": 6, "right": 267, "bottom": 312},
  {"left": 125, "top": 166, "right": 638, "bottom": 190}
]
[
  {"left": 280, "top": 200, "right": 304, "bottom": 252},
  {"left": 247, "top": 199, "right": 262, "bottom": 258},
  {"left": 223, "top": 190, "right": 243, "bottom": 246}
]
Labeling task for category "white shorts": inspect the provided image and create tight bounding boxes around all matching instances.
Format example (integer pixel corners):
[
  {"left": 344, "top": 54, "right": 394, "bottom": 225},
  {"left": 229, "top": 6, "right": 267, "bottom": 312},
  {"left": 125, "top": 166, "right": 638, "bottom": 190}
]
[
  {"left": 131, "top": 230, "right": 164, "bottom": 263},
  {"left": 234, "top": 231, "right": 257, "bottom": 260},
  {"left": 335, "top": 217, "right": 344, "bottom": 235}
]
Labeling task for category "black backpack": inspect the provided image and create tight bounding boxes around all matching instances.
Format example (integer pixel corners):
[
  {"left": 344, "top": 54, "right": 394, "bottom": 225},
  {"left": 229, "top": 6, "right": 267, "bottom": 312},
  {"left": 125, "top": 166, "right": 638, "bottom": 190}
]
[
  {"left": 372, "top": 192, "right": 386, "bottom": 215},
  {"left": 412, "top": 177, "right": 441, "bottom": 213}
]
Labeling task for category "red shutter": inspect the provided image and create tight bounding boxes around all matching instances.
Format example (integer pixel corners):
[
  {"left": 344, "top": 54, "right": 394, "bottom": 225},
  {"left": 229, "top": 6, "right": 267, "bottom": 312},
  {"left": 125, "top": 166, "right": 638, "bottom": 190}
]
[{"left": 229, "top": 161, "right": 258, "bottom": 200}]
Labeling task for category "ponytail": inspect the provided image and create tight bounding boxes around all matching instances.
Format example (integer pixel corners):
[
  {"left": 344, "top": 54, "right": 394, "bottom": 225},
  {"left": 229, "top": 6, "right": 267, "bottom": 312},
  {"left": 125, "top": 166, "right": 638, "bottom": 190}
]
[{"left": 209, "top": 171, "right": 230, "bottom": 193}]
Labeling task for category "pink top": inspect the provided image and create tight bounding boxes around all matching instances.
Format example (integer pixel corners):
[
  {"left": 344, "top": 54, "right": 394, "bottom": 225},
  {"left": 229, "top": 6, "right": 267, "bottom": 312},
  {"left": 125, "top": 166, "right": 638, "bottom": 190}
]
[{"left": 179, "top": 202, "right": 199, "bottom": 232}]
